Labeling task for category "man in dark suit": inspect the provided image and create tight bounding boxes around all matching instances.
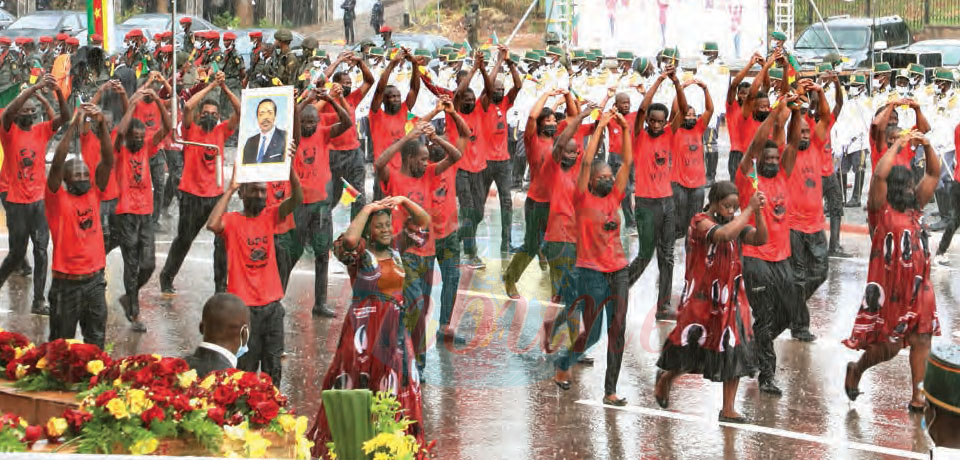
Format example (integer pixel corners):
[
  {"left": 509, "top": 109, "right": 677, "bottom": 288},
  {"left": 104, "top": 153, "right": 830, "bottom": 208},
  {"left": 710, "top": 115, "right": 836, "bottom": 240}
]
[
  {"left": 242, "top": 98, "right": 288, "bottom": 164},
  {"left": 184, "top": 293, "right": 250, "bottom": 377}
]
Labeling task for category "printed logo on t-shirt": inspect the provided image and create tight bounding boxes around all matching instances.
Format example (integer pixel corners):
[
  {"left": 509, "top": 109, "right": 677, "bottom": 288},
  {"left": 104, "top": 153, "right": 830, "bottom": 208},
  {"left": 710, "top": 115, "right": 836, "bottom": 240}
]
[
  {"left": 495, "top": 107, "right": 505, "bottom": 131},
  {"left": 17, "top": 149, "right": 38, "bottom": 180},
  {"left": 203, "top": 145, "right": 217, "bottom": 162},
  {"left": 77, "top": 206, "right": 95, "bottom": 231},
  {"left": 432, "top": 178, "right": 449, "bottom": 207},
  {"left": 129, "top": 157, "right": 145, "bottom": 185},
  {"left": 301, "top": 145, "right": 317, "bottom": 165},
  {"left": 654, "top": 149, "right": 668, "bottom": 166},
  {"left": 771, "top": 192, "right": 786, "bottom": 220},
  {"left": 245, "top": 235, "right": 270, "bottom": 268},
  {"left": 270, "top": 183, "right": 286, "bottom": 200}
]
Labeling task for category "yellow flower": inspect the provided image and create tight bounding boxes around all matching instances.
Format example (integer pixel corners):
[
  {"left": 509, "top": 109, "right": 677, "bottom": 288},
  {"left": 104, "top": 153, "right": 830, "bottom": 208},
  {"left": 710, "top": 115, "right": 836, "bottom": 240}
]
[
  {"left": 85, "top": 360, "right": 105, "bottom": 375},
  {"left": 113, "top": 378, "right": 122, "bottom": 386},
  {"left": 13, "top": 347, "right": 24, "bottom": 359},
  {"left": 105, "top": 398, "right": 129, "bottom": 419},
  {"left": 129, "top": 437, "right": 159, "bottom": 455},
  {"left": 14, "top": 364, "right": 27, "bottom": 379},
  {"left": 18, "top": 418, "right": 27, "bottom": 428},
  {"left": 295, "top": 436, "right": 315, "bottom": 460},
  {"left": 373, "top": 453, "right": 390, "bottom": 460},
  {"left": 36, "top": 357, "right": 48, "bottom": 370},
  {"left": 151, "top": 354, "right": 162, "bottom": 360},
  {"left": 65, "top": 339, "right": 82, "bottom": 345},
  {"left": 230, "top": 372, "right": 245, "bottom": 383},
  {"left": 178, "top": 369, "right": 198, "bottom": 389},
  {"left": 126, "top": 389, "right": 151, "bottom": 415},
  {"left": 276, "top": 414, "right": 296, "bottom": 433},
  {"left": 46, "top": 417, "right": 67, "bottom": 437},
  {"left": 223, "top": 422, "right": 249, "bottom": 441},
  {"left": 294, "top": 416, "right": 309, "bottom": 437},
  {"left": 243, "top": 430, "right": 271, "bottom": 458},
  {"left": 200, "top": 374, "right": 217, "bottom": 390}
]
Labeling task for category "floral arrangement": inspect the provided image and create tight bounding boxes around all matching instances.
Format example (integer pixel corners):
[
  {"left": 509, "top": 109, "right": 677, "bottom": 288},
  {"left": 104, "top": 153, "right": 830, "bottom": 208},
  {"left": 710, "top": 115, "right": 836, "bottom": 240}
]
[
  {"left": 5, "top": 339, "right": 111, "bottom": 392},
  {"left": 0, "top": 412, "right": 66, "bottom": 452},
  {"left": 327, "top": 392, "right": 430, "bottom": 460},
  {"left": 0, "top": 330, "right": 32, "bottom": 369}
]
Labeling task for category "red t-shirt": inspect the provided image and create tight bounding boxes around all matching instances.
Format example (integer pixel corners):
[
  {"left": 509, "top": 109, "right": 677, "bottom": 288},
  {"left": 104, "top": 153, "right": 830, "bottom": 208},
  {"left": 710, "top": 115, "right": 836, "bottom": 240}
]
[
  {"left": 80, "top": 130, "right": 120, "bottom": 201},
  {"left": 266, "top": 181, "right": 295, "bottom": 234},
  {"left": 606, "top": 112, "right": 636, "bottom": 155},
  {"left": 634, "top": 126, "right": 674, "bottom": 198},
  {"left": 446, "top": 109, "right": 486, "bottom": 173},
  {"left": 0, "top": 121, "right": 54, "bottom": 204},
  {"left": 44, "top": 186, "right": 105, "bottom": 274},
  {"left": 672, "top": 118, "right": 707, "bottom": 188},
  {"left": 819, "top": 115, "right": 837, "bottom": 177},
  {"left": 543, "top": 156, "right": 581, "bottom": 243},
  {"left": 115, "top": 144, "right": 153, "bottom": 215},
  {"left": 524, "top": 129, "right": 553, "bottom": 203},
  {"left": 787, "top": 146, "right": 826, "bottom": 233},
  {"left": 726, "top": 101, "right": 745, "bottom": 152},
  {"left": 575, "top": 187, "right": 629, "bottom": 272},
  {"left": 429, "top": 161, "right": 458, "bottom": 239},
  {"left": 369, "top": 102, "right": 411, "bottom": 172},
  {"left": 482, "top": 99, "right": 513, "bottom": 162},
  {"left": 954, "top": 124, "right": 960, "bottom": 180},
  {"left": 736, "top": 167, "right": 790, "bottom": 262},
  {"left": 383, "top": 164, "right": 435, "bottom": 257},
  {"left": 738, "top": 114, "right": 762, "bottom": 153},
  {"left": 180, "top": 121, "right": 234, "bottom": 197},
  {"left": 870, "top": 138, "right": 915, "bottom": 170},
  {"left": 220, "top": 205, "right": 284, "bottom": 307},
  {"left": 557, "top": 119, "right": 593, "bottom": 148},
  {"left": 294, "top": 125, "right": 333, "bottom": 204},
  {"left": 324, "top": 90, "right": 363, "bottom": 151}
]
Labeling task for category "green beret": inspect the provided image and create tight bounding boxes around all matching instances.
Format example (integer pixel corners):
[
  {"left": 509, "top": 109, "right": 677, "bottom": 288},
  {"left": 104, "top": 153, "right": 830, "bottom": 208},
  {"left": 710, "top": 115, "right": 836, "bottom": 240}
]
[
  {"left": 571, "top": 49, "right": 586, "bottom": 60},
  {"left": 922, "top": 342, "right": 960, "bottom": 415},
  {"left": 447, "top": 51, "right": 463, "bottom": 62},
  {"left": 438, "top": 46, "right": 453, "bottom": 56},
  {"left": 414, "top": 48, "right": 432, "bottom": 58},
  {"left": 508, "top": 52, "right": 521, "bottom": 65},
  {"left": 632, "top": 56, "right": 650, "bottom": 73},
  {"left": 702, "top": 41, "right": 719, "bottom": 52},
  {"left": 816, "top": 62, "right": 834, "bottom": 73},
  {"left": 523, "top": 51, "right": 539, "bottom": 63},
  {"left": 850, "top": 74, "right": 867, "bottom": 85},
  {"left": 367, "top": 47, "right": 385, "bottom": 57},
  {"left": 546, "top": 45, "right": 563, "bottom": 56},
  {"left": 661, "top": 46, "right": 679, "bottom": 59}
]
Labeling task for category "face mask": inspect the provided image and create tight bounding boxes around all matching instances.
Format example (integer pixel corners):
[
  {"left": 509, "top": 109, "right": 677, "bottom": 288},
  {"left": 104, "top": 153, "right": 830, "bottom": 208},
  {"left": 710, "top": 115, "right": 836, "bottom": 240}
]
[
  {"left": 540, "top": 125, "right": 556, "bottom": 137},
  {"left": 560, "top": 155, "right": 576, "bottom": 169},
  {"left": 235, "top": 325, "right": 249, "bottom": 358},
  {"left": 460, "top": 103, "right": 475, "bottom": 114},
  {"left": 301, "top": 125, "right": 317, "bottom": 138},
  {"left": 491, "top": 91, "right": 504, "bottom": 103},
  {"left": 592, "top": 177, "right": 614, "bottom": 197},
  {"left": 385, "top": 101, "right": 402, "bottom": 114},
  {"left": 243, "top": 196, "right": 267, "bottom": 216},
  {"left": 15, "top": 114, "right": 34, "bottom": 128},
  {"left": 758, "top": 162, "right": 779, "bottom": 178},
  {"left": 647, "top": 126, "right": 663, "bottom": 137},
  {"left": 126, "top": 138, "right": 144, "bottom": 152},
  {"left": 199, "top": 114, "right": 217, "bottom": 132},
  {"left": 897, "top": 86, "right": 910, "bottom": 96},
  {"left": 66, "top": 179, "right": 91, "bottom": 196},
  {"left": 798, "top": 140, "right": 810, "bottom": 151},
  {"left": 753, "top": 111, "right": 770, "bottom": 122},
  {"left": 682, "top": 119, "right": 696, "bottom": 130},
  {"left": 342, "top": 86, "right": 353, "bottom": 97}
]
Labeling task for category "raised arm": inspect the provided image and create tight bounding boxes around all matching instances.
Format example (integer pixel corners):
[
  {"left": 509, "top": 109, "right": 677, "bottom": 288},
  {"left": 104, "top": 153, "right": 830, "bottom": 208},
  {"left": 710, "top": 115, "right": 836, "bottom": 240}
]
[
  {"left": 635, "top": 73, "right": 666, "bottom": 133},
  {"left": 2, "top": 79, "right": 45, "bottom": 130},
  {"left": 184, "top": 75, "right": 223, "bottom": 127},
  {"left": 782, "top": 105, "right": 802, "bottom": 176},
  {"left": 740, "top": 94, "right": 792, "bottom": 175},
  {"left": 49, "top": 74, "right": 69, "bottom": 130},
  {"left": 374, "top": 123, "right": 423, "bottom": 184},
  {"left": 405, "top": 52, "right": 421, "bottom": 109},
  {"left": 808, "top": 81, "right": 832, "bottom": 141},
  {"left": 114, "top": 90, "right": 142, "bottom": 152},
  {"left": 612, "top": 112, "right": 632, "bottom": 193},
  {"left": 711, "top": 191, "right": 767, "bottom": 245},
  {"left": 870, "top": 102, "right": 896, "bottom": 146},
  {"left": 907, "top": 98, "right": 931, "bottom": 134},
  {"left": 578, "top": 112, "right": 612, "bottom": 192},
  {"left": 279, "top": 151, "right": 304, "bottom": 219},
  {"left": 320, "top": 87, "right": 354, "bottom": 138},
  {"left": 91, "top": 106, "right": 114, "bottom": 191},
  {"left": 371, "top": 51, "right": 402, "bottom": 113},
  {"left": 505, "top": 47, "right": 522, "bottom": 104},
  {"left": 478, "top": 49, "right": 499, "bottom": 110},
  {"left": 727, "top": 53, "right": 760, "bottom": 105},
  {"left": 743, "top": 52, "right": 777, "bottom": 120},
  {"left": 867, "top": 133, "right": 909, "bottom": 212},
  {"left": 47, "top": 109, "right": 80, "bottom": 193},
  {"left": 218, "top": 72, "right": 241, "bottom": 131},
  {"left": 354, "top": 54, "right": 376, "bottom": 98},
  {"left": 527, "top": 88, "right": 561, "bottom": 134},
  {"left": 455, "top": 52, "right": 481, "bottom": 98},
  {"left": 205, "top": 165, "right": 238, "bottom": 234},
  {"left": 699, "top": 80, "right": 714, "bottom": 124},
  {"left": 425, "top": 123, "right": 461, "bottom": 175},
  {"left": 553, "top": 103, "right": 595, "bottom": 162},
  {"left": 827, "top": 72, "right": 843, "bottom": 119},
  {"left": 916, "top": 133, "right": 940, "bottom": 208},
  {"left": 669, "top": 67, "right": 687, "bottom": 131}
]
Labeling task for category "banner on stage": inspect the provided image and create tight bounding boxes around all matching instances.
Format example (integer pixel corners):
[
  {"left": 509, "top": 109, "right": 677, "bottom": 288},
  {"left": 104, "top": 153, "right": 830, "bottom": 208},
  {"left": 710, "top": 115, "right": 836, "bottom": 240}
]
[{"left": 235, "top": 86, "right": 294, "bottom": 184}]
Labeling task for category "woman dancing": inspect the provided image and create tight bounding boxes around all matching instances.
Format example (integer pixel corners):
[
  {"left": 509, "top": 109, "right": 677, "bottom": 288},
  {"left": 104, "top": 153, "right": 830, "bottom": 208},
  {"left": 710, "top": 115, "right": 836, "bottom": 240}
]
[
  {"left": 308, "top": 195, "right": 431, "bottom": 457},
  {"left": 843, "top": 130, "right": 941, "bottom": 412},
  {"left": 653, "top": 181, "right": 768, "bottom": 422}
]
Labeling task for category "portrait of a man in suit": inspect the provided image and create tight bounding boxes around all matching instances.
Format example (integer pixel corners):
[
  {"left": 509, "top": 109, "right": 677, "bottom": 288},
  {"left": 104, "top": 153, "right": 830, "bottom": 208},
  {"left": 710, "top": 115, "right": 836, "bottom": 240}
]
[{"left": 242, "top": 98, "right": 288, "bottom": 164}]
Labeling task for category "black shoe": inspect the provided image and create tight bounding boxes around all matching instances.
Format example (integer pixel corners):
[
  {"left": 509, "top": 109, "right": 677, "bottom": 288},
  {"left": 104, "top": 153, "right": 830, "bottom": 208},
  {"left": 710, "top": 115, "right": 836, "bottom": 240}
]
[
  {"left": 469, "top": 256, "right": 486, "bottom": 270},
  {"left": 312, "top": 304, "right": 336, "bottom": 317},
  {"left": 758, "top": 380, "right": 783, "bottom": 396},
  {"left": 130, "top": 320, "right": 147, "bottom": 333},
  {"left": 17, "top": 263, "right": 32, "bottom": 277},
  {"left": 792, "top": 330, "right": 817, "bottom": 342},
  {"left": 119, "top": 294, "right": 134, "bottom": 322},
  {"left": 718, "top": 412, "right": 748, "bottom": 424},
  {"left": 554, "top": 379, "right": 571, "bottom": 390},
  {"left": 828, "top": 247, "right": 853, "bottom": 258},
  {"left": 843, "top": 199, "right": 861, "bottom": 208},
  {"left": 654, "top": 369, "right": 669, "bottom": 409},
  {"left": 844, "top": 362, "right": 862, "bottom": 402},
  {"left": 602, "top": 395, "right": 627, "bottom": 406},
  {"left": 30, "top": 300, "right": 49, "bottom": 315}
]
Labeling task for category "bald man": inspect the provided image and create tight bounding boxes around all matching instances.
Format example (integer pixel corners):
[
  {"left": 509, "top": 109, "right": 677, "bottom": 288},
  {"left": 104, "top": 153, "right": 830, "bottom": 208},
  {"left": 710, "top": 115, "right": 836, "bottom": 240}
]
[{"left": 184, "top": 293, "right": 251, "bottom": 377}]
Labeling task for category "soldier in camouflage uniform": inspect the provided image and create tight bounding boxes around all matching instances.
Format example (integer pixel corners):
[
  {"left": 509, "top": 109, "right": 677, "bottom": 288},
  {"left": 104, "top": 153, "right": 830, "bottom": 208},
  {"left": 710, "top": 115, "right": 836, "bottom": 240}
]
[
  {"left": 248, "top": 42, "right": 273, "bottom": 88},
  {"left": 295, "top": 37, "right": 322, "bottom": 92},
  {"left": 38, "top": 36, "right": 54, "bottom": 68},
  {"left": 271, "top": 29, "right": 299, "bottom": 86},
  {"left": 180, "top": 17, "right": 194, "bottom": 53},
  {"left": 220, "top": 32, "right": 244, "bottom": 120},
  {"left": 0, "top": 37, "right": 24, "bottom": 103},
  {"left": 16, "top": 38, "right": 41, "bottom": 84}
]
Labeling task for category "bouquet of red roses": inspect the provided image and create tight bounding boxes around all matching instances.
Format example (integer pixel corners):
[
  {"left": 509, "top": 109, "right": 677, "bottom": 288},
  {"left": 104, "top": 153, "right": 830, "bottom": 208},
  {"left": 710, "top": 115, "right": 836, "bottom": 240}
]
[
  {"left": 198, "top": 369, "right": 289, "bottom": 428},
  {"left": 5, "top": 339, "right": 111, "bottom": 392},
  {"left": 0, "top": 331, "right": 31, "bottom": 369}
]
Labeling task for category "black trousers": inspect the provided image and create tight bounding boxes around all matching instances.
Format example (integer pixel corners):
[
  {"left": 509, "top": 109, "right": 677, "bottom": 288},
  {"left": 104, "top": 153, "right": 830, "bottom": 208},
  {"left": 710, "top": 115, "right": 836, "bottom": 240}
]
[
  {"left": 161, "top": 150, "right": 183, "bottom": 213},
  {"left": 672, "top": 183, "right": 705, "bottom": 240},
  {"left": 278, "top": 201, "right": 332, "bottom": 308},
  {"left": 150, "top": 152, "right": 166, "bottom": 223},
  {"left": 434, "top": 231, "right": 461, "bottom": 327},
  {"left": 510, "top": 131, "right": 527, "bottom": 189},
  {"left": 343, "top": 18, "right": 355, "bottom": 43},
  {"left": 608, "top": 152, "right": 635, "bottom": 225},
  {"left": 329, "top": 148, "right": 366, "bottom": 219},
  {"left": 481, "top": 159, "right": 513, "bottom": 253},
  {"left": 742, "top": 256, "right": 797, "bottom": 383},
  {"left": 0, "top": 199, "right": 48, "bottom": 302},
  {"left": 938, "top": 181, "right": 960, "bottom": 255},
  {"left": 727, "top": 150, "right": 744, "bottom": 182},
  {"left": 628, "top": 197, "right": 676, "bottom": 310},
  {"left": 704, "top": 127, "right": 719, "bottom": 185},
  {"left": 48, "top": 272, "right": 107, "bottom": 348},
  {"left": 789, "top": 229, "right": 828, "bottom": 332},
  {"left": 238, "top": 301, "right": 284, "bottom": 385},
  {"left": 457, "top": 169, "right": 486, "bottom": 257},
  {"left": 116, "top": 213, "right": 156, "bottom": 312},
  {"left": 821, "top": 173, "right": 844, "bottom": 251},
  {"left": 160, "top": 192, "right": 227, "bottom": 292},
  {"left": 504, "top": 198, "right": 549, "bottom": 284}
]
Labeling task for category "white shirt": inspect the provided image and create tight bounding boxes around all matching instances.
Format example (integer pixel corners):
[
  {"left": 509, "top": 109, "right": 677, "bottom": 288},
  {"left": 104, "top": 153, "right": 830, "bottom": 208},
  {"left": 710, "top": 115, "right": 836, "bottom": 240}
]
[
  {"left": 198, "top": 341, "right": 238, "bottom": 368},
  {"left": 258, "top": 126, "right": 276, "bottom": 154}
]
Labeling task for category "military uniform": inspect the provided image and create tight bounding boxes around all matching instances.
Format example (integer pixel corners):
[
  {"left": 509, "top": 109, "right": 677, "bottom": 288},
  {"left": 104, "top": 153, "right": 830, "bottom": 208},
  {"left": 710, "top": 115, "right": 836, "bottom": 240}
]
[
  {"left": 271, "top": 32, "right": 299, "bottom": 87},
  {"left": 0, "top": 47, "right": 23, "bottom": 94}
]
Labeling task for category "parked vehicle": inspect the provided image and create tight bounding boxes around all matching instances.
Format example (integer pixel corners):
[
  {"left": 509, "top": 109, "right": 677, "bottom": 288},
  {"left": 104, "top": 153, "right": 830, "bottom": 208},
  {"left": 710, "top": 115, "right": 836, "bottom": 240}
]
[
  {"left": 906, "top": 39, "right": 960, "bottom": 66},
  {"left": 792, "top": 15, "right": 911, "bottom": 69},
  {"left": 116, "top": 13, "right": 219, "bottom": 42},
  {"left": 0, "top": 9, "right": 16, "bottom": 30},
  {"left": 353, "top": 33, "right": 453, "bottom": 55},
  {"left": 0, "top": 10, "right": 86, "bottom": 40}
]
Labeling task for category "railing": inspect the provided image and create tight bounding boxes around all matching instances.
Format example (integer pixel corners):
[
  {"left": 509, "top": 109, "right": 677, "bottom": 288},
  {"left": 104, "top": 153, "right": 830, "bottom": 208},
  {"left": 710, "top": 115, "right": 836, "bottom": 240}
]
[{"left": 769, "top": 0, "right": 960, "bottom": 32}]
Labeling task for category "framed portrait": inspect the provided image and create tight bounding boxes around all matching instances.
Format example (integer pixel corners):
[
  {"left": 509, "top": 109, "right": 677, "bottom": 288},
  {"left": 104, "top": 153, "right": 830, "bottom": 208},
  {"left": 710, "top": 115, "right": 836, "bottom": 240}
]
[{"left": 235, "top": 86, "right": 295, "bottom": 183}]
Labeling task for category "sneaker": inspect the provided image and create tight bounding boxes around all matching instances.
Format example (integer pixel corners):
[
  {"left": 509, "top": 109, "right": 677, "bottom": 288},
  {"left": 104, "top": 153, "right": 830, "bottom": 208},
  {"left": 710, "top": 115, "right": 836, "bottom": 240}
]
[
  {"left": 759, "top": 380, "right": 783, "bottom": 396},
  {"left": 934, "top": 254, "right": 951, "bottom": 267},
  {"left": 30, "top": 300, "right": 49, "bottom": 315},
  {"left": 312, "top": 304, "right": 336, "bottom": 317},
  {"left": 792, "top": 330, "right": 817, "bottom": 342},
  {"left": 468, "top": 256, "right": 486, "bottom": 270}
]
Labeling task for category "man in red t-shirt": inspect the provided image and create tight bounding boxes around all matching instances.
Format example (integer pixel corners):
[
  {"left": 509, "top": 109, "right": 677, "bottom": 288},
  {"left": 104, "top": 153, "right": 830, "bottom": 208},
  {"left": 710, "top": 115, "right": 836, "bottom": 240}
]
[
  {"left": 0, "top": 75, "right": 69, "bottom": 314},
  {"left": 448, "top": 72, "right": 488, "bottom": 267},
  {"left": 375, "top": 118, "right": 461, "bottom": 374},
  {"left": 478, "top": 45, "right": 522, "bottom": 258},
  {"left": 45, "top": 104, "right": 114, "bottom": 348},
  {"left": 369, "top": 48, "right": 420, "bottom": 200},
  {"left": 160, "top": 72, "right": 240, "bottom": 295},
  {"left": 279, "top": 89, "right": 351, "bottom": 317},
  {"left": 207, "top": 160, "right": 303, "bottom": 385},
  {"left": 134, "top": 72, "right": 170, "bottom": 226},
  {"left": 627, "top": 66, "right": 686, "bottom": 320},
  {"left": 608, "top": 92, "right": 638, "bottom": 226},
  {"left": 113, "top": 87, "right": 172, "bottom": 332},
  {"left": 88, "top": 80, "right": 126, "bottom": 251},
  {"left": 323, "top": 51, "right": 375, "bottom": 218},
  {"left": 725, "top": 53, "right": 763, "bottom": 180},
  {"left": 735, "top": 95, "right": 801, "bottom": 396},
  {"left": 672, "top": 80, "right": 713, "bottom": 240}
]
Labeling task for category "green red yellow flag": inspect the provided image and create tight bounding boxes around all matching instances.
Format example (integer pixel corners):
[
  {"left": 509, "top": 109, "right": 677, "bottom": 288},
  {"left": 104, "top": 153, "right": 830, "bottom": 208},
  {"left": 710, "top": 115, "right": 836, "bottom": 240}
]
[{"left": 86, "top": 0, "right": 114, "bottom": 53}]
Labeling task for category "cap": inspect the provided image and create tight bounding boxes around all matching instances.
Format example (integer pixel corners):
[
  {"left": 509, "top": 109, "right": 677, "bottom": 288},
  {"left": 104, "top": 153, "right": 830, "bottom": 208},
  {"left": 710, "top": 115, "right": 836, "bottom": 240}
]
[
  {"left": 14, "top": 37, "right": 30, "bottom": 46},
  {"left": 921, "top": 342, "right": 960, "bottom": 415},
  {"left": 248, "top": 31, "right": 262, "bottom": 39},
  {"left": 159, "top": 44, "right": 173, "bottom": 53},
  {"left": 367, "top": 47, "right": 385, "bottom": 57},
  {"left": 508, "top": 52, "right": 521, "bottom": 65},
  {"left": 66, "top": 37, "right": 79, "bottom": 45},
  {"left": 208, "top": 31, "right": 220, "bottom": 40},
  {"left": 768, "top": 68, "right": 784, "bottom": 80},
  {"left": 546, "top": 45, "right": 563, "bottom": 56},
  {"left": 124, "top": 29, "right": 143, "bottom": 40},
  {"left": 873, "top": 62, "right": 892, "bottom": 73},
  {"left": 155, "top": 31, "right": 171, "bottom": 39},
  {"left": 908, "top": 63, "right": 925, "bottom": 76},
  {"left": 56, "top": 33, "right": 69, "bottom": 41},
  {"left": 0, "top": 37, "right": 11, "bottom": 45},
  {"left": 632, "top": 56, "right": 650, "bottom": 74},
  {"left": 544, "top": 31, "right": 560, "bottom": 45},
  {"left": 661, "top": 46, "right": 679, "bottom": 60},
  {"left": 414, "top": 48, "right": 431, "bottom": 58},
  {"left": 315, "top": 49, "right": 328, "bottom": 58},
  {"left": 571, "top": 49, "right": 586, "bottom": 60},
  {"left": 223, "top": 32, "right": 236, "bottom": 41},
  {"left": 702, "top": 41, "right": 719, "bottom": 52},
  {"left": 90, "top": 34, "right": 102, "bottom": 43},
  {"left": 616, "top": 50, "right": 634, "bottom": 61},
  {"left": 446, "top": 51, "right": 463, "bottom": 62},
  {"left": 379, "top": 25, "right": 392, "bottom": 33},
  {"left": 179, "top": 16, "right": 192, "bottom": 24},
  {"left": 39, "top": 36, "right": 52, "bottom": 43},
  {"left": 523, "top": 51, "right": 539, "bottom": 63},
  {"left": 302, "top": 37, "right": 318, "bottom": 49},
  {"left": 771, "top": 30, "right": 787, "bottom": 41},
  {"left": 274, "top": 29, "right": 292, "bottom": 42},
  {"left": 934, "top": 68, "right": 955, "bottom": 83},
  {"left": 816, "top": 62, "right": 833, "bottom": 73},
  {"left": 850, "top": 74, "right": 867, "bottom": 85}
]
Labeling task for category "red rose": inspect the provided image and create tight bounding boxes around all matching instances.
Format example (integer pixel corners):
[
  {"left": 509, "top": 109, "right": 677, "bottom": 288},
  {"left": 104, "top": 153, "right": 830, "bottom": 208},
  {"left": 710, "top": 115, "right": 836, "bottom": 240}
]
[
  {"left": 212, "top": 385, "right": 238, "bottom": 406},
  {"left": 228, "top": 412, "right": 245, "bottom": 425},
  {"left": 23, "top": 425, "right": 43, "bottom": 447},
  {"left": 95, "top": 390, "right": 118, "bottom": 407},
  {"left": 171, "top": 394, "right": 192, "bottom": 413},
  {"left": 251, "top": 400, "right": 280, "bottom": 425},
  {"left": 140, "top": 405, "right": 165, "bottom": 427},
  {"left": 62, "top": 409, "right": 92, "bottom": 432},
  {"left": 206, "top": 407, "right": 226, "bottom": 426}
]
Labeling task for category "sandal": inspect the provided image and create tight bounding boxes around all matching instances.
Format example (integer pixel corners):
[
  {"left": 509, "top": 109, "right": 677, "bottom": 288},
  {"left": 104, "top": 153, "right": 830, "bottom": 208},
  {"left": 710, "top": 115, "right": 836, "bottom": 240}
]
[
  {"left": 654, "top": 369, "right": 669, "bottom": 409},
  {"left": 907, "top": 403, "right": 925, "bottom": 413},
  {"left": 603, "top": 395, "right": 627, "bottom": 407},
  {"left": 554, "top": 380, "right": 571, "bottom": 391},
  {"left": 718, "top": 412, "right": 748, "bottom": 424},
  {"left": 844, "top": 362, "right": 862, "bottom": 401}
]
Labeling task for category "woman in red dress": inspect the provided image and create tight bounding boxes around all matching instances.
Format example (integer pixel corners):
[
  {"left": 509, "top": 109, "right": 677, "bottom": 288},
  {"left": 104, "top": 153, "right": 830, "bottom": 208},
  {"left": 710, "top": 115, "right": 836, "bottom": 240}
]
[
  {"left": 843, "top": 130, "right": 941, "bottom": 412},
  {"left": 653, "top": 181, "right": 767, "bottom": 422},
  {"left": 308, "top": 196, "right": 431, "bottom": 458}
]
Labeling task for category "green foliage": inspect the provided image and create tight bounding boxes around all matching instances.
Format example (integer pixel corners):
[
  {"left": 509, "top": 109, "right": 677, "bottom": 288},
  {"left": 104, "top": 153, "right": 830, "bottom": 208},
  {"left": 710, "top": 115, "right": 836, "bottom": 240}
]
[
  {"left": 118, "top": 5, "right": 145, "bottom": 24},
  {"left": 371, "top": 391, "right": 413, "bottom": 434},
  {"left": 0, "top": 429, "right": 26, "bottom": 453},
  {"left": 213, "top": 12, "right": 241, "bottom": 29},
  {"left": 149, "top": 418, "right": 177, "bottom": 439},
  {"left": 76, "top": 407, "right": 130, "bottom": 454},
  {"left": 179, "top": 410, "right": 223, "bottom": 453},
  {"left": 13, "top": 372, "right": 69, "bottom": 392}
]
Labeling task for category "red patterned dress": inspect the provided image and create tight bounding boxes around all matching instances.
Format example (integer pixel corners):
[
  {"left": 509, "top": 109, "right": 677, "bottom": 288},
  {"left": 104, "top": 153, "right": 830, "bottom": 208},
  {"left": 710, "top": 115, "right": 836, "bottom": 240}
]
[
  {"left": 656, "top": 213, "right": 757, "bottom": 381},
  {"left": 843, "top": 205, "right": 940, "bottom": 350},
  {"left": 309, "top": 233, "right": 425, "bottom": 458}
]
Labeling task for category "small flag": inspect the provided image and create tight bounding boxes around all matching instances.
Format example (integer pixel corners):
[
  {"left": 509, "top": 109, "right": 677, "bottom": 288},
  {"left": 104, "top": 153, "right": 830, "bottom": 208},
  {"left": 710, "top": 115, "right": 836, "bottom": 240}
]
[
  {"left": 748, "top": 169, "right": 759, "bottom": 190},
  {"left": 403, "top": 113, "right": 418, "bottom": 134},
  {"left": 28, "top": 63, "right": 42, "bottom": 85},
  {"left": 339, "top": 177, "right": 360, "bottom": 207}
]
